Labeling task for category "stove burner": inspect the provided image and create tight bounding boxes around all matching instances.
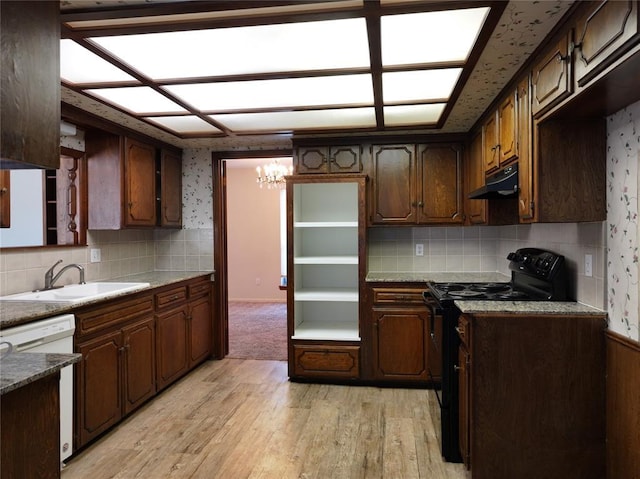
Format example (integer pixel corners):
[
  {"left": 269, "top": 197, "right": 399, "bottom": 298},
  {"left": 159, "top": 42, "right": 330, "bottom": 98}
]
[
  {"left": 468, "top": 283, "right": 511, "bottom": 293},
  {"left": 436, "top": 283, "right": 466, "bottom": 292},
  {"left": 447, "top": 289, "right": 486, "bottom": 298}
]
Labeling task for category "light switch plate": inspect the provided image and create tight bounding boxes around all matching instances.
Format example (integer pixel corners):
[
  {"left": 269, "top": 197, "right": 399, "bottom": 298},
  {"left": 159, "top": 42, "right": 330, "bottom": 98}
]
[
  {"left": 584, "top": 254, "right": 593, "bottom": 277},
  {"left": 415, "top": 244, "right": 424, "bottom": 256}
]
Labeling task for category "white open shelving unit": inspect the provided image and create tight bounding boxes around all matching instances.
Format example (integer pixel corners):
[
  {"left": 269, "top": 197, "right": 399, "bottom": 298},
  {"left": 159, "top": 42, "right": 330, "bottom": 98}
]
[{"left": 290, "top": 180, "right": 361, "bottom": 341}]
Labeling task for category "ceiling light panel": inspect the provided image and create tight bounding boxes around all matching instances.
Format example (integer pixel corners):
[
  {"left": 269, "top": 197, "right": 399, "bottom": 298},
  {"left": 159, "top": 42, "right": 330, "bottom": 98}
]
[
  {"left": 164, "top": 75, "right": 373, "bottom": 111},
  {"left": 381, "top": 7, "right": 489, "bottom": 66},
  {"left": 86, "top": 86, "right": 187, "bottom": 114},
  {"left": 384, "top": 103, "right": 445, "bottom": 126},
  {"left": 60, "top": 39, "right": 137, "bottom": 84},
  {"left": 91, "top": 18, "right": 370, "bottom": 80},
  {"left": 382, "top": 69, "right": 462, "bottom": 103},
  {"left": 210, "top": 108, "right": 376, "bottom": 132},
  {"left": 144, "top": 115, "right": 222, "bottom": 134}
]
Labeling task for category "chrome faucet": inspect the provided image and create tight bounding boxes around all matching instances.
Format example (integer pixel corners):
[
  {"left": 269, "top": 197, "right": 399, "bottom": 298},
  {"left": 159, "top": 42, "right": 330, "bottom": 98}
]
[{"left": 44, "top": 260, "right": 86, "bottom": 290}]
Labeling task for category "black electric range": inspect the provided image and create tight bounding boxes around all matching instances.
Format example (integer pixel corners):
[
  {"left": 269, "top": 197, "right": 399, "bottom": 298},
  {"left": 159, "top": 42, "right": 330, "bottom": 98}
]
[{"left": 423, "top": 248, "right": 568, "bottom": 463}]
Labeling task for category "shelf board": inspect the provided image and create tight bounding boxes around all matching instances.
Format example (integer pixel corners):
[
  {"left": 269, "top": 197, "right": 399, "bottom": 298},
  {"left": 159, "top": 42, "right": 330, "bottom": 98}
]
[
  {"left": 294, "top": 289, "right": 358, "bottom": 301},
  {"left": 291, "top": 320, "right": 360, "bottom": 341},
  {"left": 294, "top": 221, "right": 358, "bottom": 228},
  {"left": 294, "top": 256, "right": 358, "bottom": 264}
]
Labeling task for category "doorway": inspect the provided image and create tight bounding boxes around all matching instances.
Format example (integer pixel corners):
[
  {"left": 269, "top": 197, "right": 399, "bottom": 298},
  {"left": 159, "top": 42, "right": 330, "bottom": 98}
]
[{"left": 212, "top": 151, "right": 292, "bottom": 361}]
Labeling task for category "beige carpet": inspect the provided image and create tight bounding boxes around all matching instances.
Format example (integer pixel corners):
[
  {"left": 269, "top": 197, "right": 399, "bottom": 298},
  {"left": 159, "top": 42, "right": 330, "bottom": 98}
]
[{"left": 227, "top": 301, "right": 288, "bottom": 361}]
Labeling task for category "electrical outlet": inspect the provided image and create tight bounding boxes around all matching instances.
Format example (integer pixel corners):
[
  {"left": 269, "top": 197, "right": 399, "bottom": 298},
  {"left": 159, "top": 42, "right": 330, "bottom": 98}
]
[
  {"left": 585, "top": 254, "right": 593, "bottom": 277},
  {"left": 255, "top": 277, "right": 261, "bottom": 286},
  {"left": 415, "top": 243, "right": 424, "bottom": 256},
  {"left": 90, "top": 248, "right": 101, "bottom": 263}
]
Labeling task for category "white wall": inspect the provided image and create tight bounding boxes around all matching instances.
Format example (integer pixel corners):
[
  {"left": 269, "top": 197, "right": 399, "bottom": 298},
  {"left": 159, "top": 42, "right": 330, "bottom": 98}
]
[{"left": 0, "top": 170, "right": 45, "bottom": 247}]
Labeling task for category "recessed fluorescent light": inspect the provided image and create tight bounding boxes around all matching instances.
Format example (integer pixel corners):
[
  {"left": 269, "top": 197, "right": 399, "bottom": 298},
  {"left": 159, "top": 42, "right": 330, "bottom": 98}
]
[
  {"left": 384, "top": 104, "right": 445, "bottom": 126},
  {"left": 86, "top": 86, "right": 187, "bottom": 114},
  {"left": 144, "top": 116, "right": 222, "bottom": 134},
  {"left": 382, "top": 69, "right": 462, "bottom": 102},
  {"left": 60, "top": 39, "right": 137, "bottom": 84}
]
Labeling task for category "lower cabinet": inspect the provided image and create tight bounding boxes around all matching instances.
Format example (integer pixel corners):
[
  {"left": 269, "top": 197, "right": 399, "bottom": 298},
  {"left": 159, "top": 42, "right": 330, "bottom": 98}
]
[
  {"left": 74, "top": 275, "right": 213, "bottom": 450},
  {"left": 292, "top": 343, "right": 360, "bottom": 379},
  {"left": 368, "top": 284, "right": 437, "bottom": 384}
]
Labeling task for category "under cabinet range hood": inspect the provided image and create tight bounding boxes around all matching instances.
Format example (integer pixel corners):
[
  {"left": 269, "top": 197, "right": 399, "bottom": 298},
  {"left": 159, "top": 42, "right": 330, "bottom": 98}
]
[{"left": 468, "top": 162, "right": 518, "bottom": 199}]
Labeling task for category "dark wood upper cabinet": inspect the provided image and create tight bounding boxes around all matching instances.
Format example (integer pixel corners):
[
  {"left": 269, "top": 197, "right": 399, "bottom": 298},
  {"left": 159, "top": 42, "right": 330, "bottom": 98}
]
[
  {"left": 125, "top": 138, "right": 157, "bottom": 227},
  {"left": 0, "top": 1, "right": 60, "bottom": 169},
  {"left": 531, "top": 30, "right": 574, "bottom": 116},
  {"left": 294, "top": 145, "right": 362, "bottom": 174},
  {"left": 482, "top": 111, "right": 499, "bottom": 174},
  {"left": 498, "top": 91, "right": 518, "bottom": 166},
  {"left": 418, "top": 144, "right": 463, "bottom": 224},
  {"left": 574, "top": 0, "right": 640, "bottom": 87},
  {"left": 516, "top": 75, "right": 535, "bottom": 222},
  {"left": 465, "top": 131, "right": 486, "bottom": 225},
  {"left": 160, "top": 149, "right": 182, "bottom": 228},
  {"left": 370, "top": 144, "right": 417, "bottom": 224}
]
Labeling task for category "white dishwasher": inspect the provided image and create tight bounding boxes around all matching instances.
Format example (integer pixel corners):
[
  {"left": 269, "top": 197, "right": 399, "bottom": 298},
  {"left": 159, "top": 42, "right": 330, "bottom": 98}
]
[{"left": 0, "top": 314, "right": 76, "bottom": 465}]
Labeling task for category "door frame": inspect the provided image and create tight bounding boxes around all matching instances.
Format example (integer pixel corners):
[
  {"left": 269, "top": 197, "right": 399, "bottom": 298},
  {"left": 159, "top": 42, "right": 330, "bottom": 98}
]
[{"left": 211, "top": 149, "right": 292, "bottom": 358}]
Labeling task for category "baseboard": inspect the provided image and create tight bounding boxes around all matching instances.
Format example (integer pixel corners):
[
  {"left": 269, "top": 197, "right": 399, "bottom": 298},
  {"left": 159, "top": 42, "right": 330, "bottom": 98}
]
[
  {"left": 229, "top": 298, "right": 286, "bottom": 304},
  {"left": 605, "top": 330, "right": 640, "bottom": 479}
]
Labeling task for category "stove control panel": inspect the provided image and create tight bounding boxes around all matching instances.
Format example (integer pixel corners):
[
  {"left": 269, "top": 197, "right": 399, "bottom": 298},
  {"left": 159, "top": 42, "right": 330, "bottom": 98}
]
[{"left": 508, "top": 248, "right": 564, "bottom": 279}]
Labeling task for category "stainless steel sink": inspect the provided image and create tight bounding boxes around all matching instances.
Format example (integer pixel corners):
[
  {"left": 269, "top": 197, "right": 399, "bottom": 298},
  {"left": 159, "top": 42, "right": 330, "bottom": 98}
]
[{"left": 0, "top": 282, "right": 150, "bottom": 303}]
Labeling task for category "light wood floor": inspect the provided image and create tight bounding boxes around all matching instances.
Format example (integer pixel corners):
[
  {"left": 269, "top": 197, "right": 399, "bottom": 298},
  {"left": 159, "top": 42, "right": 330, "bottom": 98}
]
[{"left": 62, "top": 359, "right": 468, "bottom": 479}]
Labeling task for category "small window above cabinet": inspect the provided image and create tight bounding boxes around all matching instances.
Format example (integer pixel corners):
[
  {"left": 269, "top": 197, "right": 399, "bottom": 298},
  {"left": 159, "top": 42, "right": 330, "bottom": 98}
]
[
  {"left": 294, "top": 145, "right": 362, "bottom": 174},
  {"left": 86, "top": 130, "right": 182, "bottom": 229}
]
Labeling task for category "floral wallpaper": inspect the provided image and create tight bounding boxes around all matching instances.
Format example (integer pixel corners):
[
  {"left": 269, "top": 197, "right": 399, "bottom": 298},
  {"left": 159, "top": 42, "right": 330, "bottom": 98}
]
[
  {"left": 182, "top": 149, "right": 214, "bottom": 229},
  {"left": 607, "top": 100, "right": 640, "bottom": 341}
]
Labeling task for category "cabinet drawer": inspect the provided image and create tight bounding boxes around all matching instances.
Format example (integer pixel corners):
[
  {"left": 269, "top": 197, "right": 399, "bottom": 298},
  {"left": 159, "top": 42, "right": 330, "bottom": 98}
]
[
  {"left": 76, "top": 294, "right": 153, "bottom": 337},
  {"left": 372, "top": 288, "right": 425, "bottom": 305},
  {"left": 188, "top": 280, "right": 210, "bottom": 299},
  {"left": 456, "top": 315, "right": 470, "bottom": 347},
  {"left": 292, "top": 344, "right": 360, "bottom": 379},
  {"left": 155, "top": 286, "right": 187, "bottom": 310}
]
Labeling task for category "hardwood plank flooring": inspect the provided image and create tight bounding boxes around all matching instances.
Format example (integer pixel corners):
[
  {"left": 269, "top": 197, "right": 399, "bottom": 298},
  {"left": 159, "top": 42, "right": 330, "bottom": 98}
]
[{"left": 62, "top": 359, "right": 467, "bottom": 479}]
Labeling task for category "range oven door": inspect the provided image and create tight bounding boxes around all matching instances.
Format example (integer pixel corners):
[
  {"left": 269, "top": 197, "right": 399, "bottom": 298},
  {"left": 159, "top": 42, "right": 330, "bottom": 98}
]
[{"left": 423, "top": 291, "right": 443, "bottom": 401}]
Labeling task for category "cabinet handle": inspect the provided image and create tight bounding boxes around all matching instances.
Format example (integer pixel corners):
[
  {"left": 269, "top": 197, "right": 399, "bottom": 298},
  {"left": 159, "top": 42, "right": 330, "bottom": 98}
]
[
  {"left": 417, "top": 201, "right": 423, "bottom": 207},
  {"left": 454, "top": 365, "right": 461, "bottom": 372},
  {"left": 556, "top": 52, "right": 569, "bottom": 63},
  {"left": 455, "top": 326, "right": 464, "bottom": 336}
]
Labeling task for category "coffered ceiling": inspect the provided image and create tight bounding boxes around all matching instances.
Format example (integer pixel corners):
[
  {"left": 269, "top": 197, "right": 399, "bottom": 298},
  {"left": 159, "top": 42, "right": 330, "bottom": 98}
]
[{"left": 60, "top": 1, "right": 574, "bottom": 149}]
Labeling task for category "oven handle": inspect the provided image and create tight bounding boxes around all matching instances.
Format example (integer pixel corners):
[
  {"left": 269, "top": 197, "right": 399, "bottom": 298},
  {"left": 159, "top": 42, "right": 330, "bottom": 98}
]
[{"left": 423, "top": 291, "right": 442, "bottom": 343}]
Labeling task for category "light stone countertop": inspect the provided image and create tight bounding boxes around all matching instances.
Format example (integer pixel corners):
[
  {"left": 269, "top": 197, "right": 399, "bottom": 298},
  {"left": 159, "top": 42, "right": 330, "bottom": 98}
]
[
  {"left": 0, "top": 352, "right": 81, "bottom": 395},
  {"left": 455, "top": 300, "right": 606, "bottom": 315},
  {"left": 0, "top": 271, "right": 214, "bottom": 330},
  {"left": 365, "top": 272, "right": 511, "bottom": 283}
]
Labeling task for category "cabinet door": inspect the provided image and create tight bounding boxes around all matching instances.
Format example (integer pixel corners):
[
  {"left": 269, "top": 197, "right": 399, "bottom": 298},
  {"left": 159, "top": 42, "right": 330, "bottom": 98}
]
[
  {"left": 329, "top": 145, "right": 362, "bottom": 173},
  {"left": 483, "top": 111, "right": 499, "bottom": 173},
  {"left": 517, "top": 76, "right": 535, "bottom": 221},
  {"left": 124, "top": 137, "right": 157, "bottom": 226},
  {"left": 458, "top": 344, "right": 471, "bottom": 470},
  {"left": 370, "top": 144, "right": 416, "bottom": 224},
  {"left": 574, "top": 0, "right": 640, "bottom": 87},
  {"left": 160, "top": 149, "right": 182, "bottom": 227},
  {"left": 372, "top": 307, "right": 428, "bottom": 381},
  {"left": 465, "top": 131, "right": 486, "bottom": 225},
  {"left": 76, "top": 331, "right": 122, "bottom": 447},
  {"left": 189, "top": 294, "right": 213, "bottom": 366},
  {"left": 122, "top": 318, "right": 156, "bottom": 415},
  {"left": 418, "top": 144, "right": 463, "bottom": 224},
  {"left": 295, "top": 146, "right": 328, "bottom": 174},
  {"left": 531, "top": 30, "right": 574, "bottom": 116},
  {"left": 498, "top": 91, "right": 517, "bottom": 166},
  {"left": 155, "top": 306, "right": 189, "bottom": 390}
]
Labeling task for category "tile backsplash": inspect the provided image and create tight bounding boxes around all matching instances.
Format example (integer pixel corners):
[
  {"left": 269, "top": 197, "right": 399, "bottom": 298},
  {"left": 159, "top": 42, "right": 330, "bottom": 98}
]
[{"left": 368, "top": 221, "right": 606, "bottom": 309}]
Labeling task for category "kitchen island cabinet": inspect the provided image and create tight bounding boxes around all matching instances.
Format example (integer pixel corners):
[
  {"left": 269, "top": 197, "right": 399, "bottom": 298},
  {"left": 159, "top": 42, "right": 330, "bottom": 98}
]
[{"left": 457, "top": 311, "right": 607, "bottom": 479}]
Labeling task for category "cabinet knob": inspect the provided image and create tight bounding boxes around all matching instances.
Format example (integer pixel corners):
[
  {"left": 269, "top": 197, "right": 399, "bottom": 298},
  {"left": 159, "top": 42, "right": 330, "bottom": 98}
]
[
  {"left": 455, "top": 326, "right": 464, "bottom": 336},
  {"left": 454, "top": 365, "right": 462, "bottom": 372},
  {"left": 417, "top": 201, "right": 424, "bottom": 207}
]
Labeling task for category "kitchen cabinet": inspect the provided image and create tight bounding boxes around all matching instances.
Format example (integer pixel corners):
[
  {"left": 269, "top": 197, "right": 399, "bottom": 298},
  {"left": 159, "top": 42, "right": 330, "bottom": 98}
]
[
  {"left": 464, "top": 131, "right": 518, "bottom": 226},
  {"left": 287, "top": 174, "right": 366, "bottom": 381},
  {"left": 484, "top": 87, "right": 518, "bottom": 174},
  {"left": 294, "top": 145, "right": 362, "bottom": 174},
  {"left": 370, "top": 143, "right": 463, "bottom": 225},
  {"left": 1, "top": 1, "right": 60, "bottom": 169},
  {"left": 155, "top": 279, "right": 213, "bottom": 391},
  {"left": 482, "top": 112, "right": 499, "bottom": 173},
  {"left": 458, "top": 311, "right": 606, "bottom": 479},
  {"left": 86, "top": 130, "right": 182, "bottom": 229},
  {"left": 368, "top": 285, "right": 438, "bottom": 384},
  {"left": 531, "top": 30, "right": 574, "bottom": 117},
  {"left": 74, "top": 293, "right": 155, "bottom": 447},
  {"left": 574, "top": 0, "right": 640, "bottom": 88},
  {"left": 516, "top": 75, "right": 534, "bottom": 221},
  {"left": 525, "top": 117, "right": 606, "bottom": 223},
  {"left": 73, "top": 275, "right": 212, "bottom": 449},
  {"left": 160, "top": 149, "right": 182, "bottom": 227}
]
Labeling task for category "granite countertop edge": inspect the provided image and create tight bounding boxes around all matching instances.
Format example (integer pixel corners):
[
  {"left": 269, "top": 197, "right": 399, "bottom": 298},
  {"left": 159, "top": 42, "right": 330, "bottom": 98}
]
[
  {"left": 0, "top": 352, "right": 82, "bottom": 395},
  {"left": 0, "top": 271, "right": 214, "bottom": 329},
  {"left": 454, "top": 300, "right": 606, "bottom": 315},
  {"left": 365, "top": 271, "right": 512, "bottom": 283}
]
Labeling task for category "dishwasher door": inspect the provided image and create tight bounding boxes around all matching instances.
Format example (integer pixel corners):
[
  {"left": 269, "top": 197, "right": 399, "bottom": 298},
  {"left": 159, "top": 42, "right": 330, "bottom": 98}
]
[{"left": 0, "top": 314, "right": 76, "bottom": 464}]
